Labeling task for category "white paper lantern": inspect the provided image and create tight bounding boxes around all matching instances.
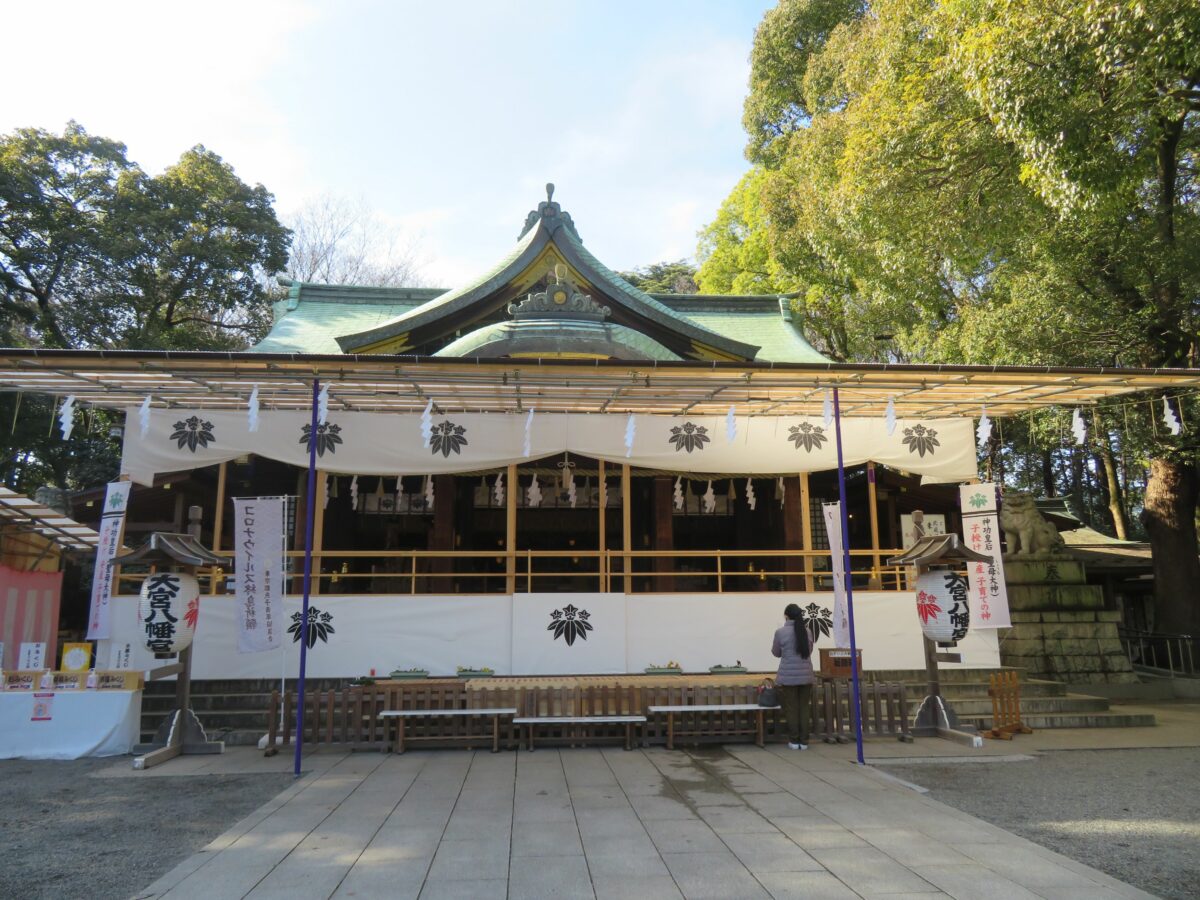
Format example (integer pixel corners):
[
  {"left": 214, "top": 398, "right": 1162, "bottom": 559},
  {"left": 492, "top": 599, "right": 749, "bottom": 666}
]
[
  {"left": 138, "top": 572, "right": 200, "bottom": 654},
  {"left": 914, "top": 569, "right": 970, "bottom": 644}
]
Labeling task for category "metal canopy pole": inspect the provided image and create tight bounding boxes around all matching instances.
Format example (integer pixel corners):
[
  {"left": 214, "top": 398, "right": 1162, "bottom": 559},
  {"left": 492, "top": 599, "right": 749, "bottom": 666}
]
[
  {"left": 294, "top": 378, "right": 320, "bottom": 778},
  {"left": 832, "top": 387, "right": 865, "bottom": 765}
]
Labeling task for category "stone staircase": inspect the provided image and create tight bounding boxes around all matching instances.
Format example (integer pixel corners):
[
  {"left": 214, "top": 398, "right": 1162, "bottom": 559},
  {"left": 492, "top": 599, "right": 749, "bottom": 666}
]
[
  {"left": 144, "top": 668, "right": 1156, "bottom": 746},
  {"left": 864, "top": 667, "right": 1156, "bottom": 731}
]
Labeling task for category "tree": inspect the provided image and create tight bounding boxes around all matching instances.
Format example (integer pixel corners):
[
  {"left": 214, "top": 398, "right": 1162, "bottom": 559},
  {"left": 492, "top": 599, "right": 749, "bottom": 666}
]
[
  {"left": 618, "top": 260, "right": 699, "bottom": 294},
  {"left": 285, "top": 193, "right": 423, "bottom": 287},
  {"left": 0, "top": 123, "right": 291, "bottom": 351},
  {"left": 707, "top": 0, "right": 1200, "bottom": 632}
]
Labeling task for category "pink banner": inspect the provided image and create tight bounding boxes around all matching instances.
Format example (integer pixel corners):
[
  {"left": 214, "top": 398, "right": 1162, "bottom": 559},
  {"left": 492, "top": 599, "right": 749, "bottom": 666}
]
[{"left": 0, "top": 566, "right": 63, "bottom": 670}]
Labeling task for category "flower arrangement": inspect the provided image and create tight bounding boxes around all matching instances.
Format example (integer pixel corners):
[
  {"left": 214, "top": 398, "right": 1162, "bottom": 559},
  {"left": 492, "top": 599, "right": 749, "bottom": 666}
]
[
  {"left": 708, "top": 659, "right": 747, "bottom": 673},
  {"left": 456, "top": 665, "right": 494, "bottom": 678},
  {"left": 645, "top": 660, "right": 683, "bottom": 674},
  {"left": 387, "top": 667, "right": 430, "bottom": 680}
]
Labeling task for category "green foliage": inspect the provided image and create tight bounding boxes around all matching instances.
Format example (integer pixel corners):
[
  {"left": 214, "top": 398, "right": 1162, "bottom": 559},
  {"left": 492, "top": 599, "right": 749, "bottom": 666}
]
[
  {"left": 0, "top": 122, "right": 291, "bottom": 351},
  {"left": 618, "top": 260, "right": 699, "bottom": 294}
]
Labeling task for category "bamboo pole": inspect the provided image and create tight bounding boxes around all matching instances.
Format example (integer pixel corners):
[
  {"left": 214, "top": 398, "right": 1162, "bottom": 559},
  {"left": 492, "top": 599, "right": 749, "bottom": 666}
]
[
  {"left": 212, "top": 461, "right": 228, "bottom": 552},
  {"left": 867, "top": 462, "right": 881, "bottom": 588},
  {"left": 311, "top": 471, "right": 327, "bottom": 596}
]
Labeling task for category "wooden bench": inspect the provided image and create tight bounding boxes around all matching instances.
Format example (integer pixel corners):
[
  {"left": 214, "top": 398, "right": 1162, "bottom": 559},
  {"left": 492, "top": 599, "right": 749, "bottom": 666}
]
[
  {"left": 512, "top": 714, "right": 647, "bottom": 751},
  {"left": 378, "top": 708, "right": 517, "bottom": 754},
  {"left": 648, "top": 703, "right": 780, "bottom": 750}
]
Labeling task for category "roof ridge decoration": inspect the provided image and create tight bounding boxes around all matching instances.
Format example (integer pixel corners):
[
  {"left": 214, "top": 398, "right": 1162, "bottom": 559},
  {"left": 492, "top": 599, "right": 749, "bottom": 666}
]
[
  {"left": 508, "top": 264, "right": 610, "bottom": 322},
  {"left": 519, "top": 183, "right": 579, "bottom": 241}
]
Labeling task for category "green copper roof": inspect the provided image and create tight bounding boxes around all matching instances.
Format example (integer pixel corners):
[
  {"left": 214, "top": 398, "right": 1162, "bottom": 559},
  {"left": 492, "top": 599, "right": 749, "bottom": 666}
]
[
  {"left": 435, "top": 320, "right": 682, "bottom": 360},
  {"left": 653, "top": 296, "right": 830, "bottom": 363}
]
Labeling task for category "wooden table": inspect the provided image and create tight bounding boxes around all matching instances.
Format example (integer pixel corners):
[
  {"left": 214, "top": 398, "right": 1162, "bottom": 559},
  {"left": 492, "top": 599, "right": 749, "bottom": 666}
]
[
  {"left": 647, "top": 703, "right": 780, "bottom": 750},
  {"left": 378, "top": 708, "right": 517, "bottom": 753},
  {"left": 512, "top": 715, "right": 647, "bottom": 751}
]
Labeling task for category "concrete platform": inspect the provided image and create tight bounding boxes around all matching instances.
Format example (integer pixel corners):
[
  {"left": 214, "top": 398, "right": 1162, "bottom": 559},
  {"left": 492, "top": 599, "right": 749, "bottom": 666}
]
[{"left": 122, "top": 733, "right": 1170, "bottom": 900}]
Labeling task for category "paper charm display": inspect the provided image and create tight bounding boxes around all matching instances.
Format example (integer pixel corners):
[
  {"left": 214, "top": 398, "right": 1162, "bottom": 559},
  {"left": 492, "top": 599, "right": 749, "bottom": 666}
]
[
  {"left": 139, "top": 396, "right": 152, "bottom": 438},
  {"left": 139, "top": 572, "right": 200, "bottom": 654},
  {"left": 702, "top": 480, "right": 716, "bottom": 513},
  {"left": 745, "top": 478, "right": 756, "bottom": 510},
  {"left": 1163, "top": 396, "right": 1182, "bottom": 436},
  {"left": 58, "top": 395, "right": 77, "bottom": 440},
  {"left": 914, "top": 569, "right": 970, "bottom": 643},
  {"left": 1071, "top": 408, "right": 1087, "bottom": 445},
  {"left": 527, "top": 474, "right": 543, "bottom": 507},
  {"left": 976, "top": 407, "right": 992, "bottom": 449},
  {"left": 673, "top": 477, "right": 684, "bottom": 510}
]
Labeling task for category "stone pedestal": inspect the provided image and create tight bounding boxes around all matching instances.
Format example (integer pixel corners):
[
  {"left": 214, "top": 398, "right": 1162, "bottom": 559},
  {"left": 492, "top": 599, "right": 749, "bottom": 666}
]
[{"left": 1000, "top": 555, "right": 1138, "bottom": 684}]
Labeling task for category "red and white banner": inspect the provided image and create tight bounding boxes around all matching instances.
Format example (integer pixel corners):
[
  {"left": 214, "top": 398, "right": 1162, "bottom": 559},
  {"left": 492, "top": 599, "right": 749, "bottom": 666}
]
[
  {"left": 959, "top": 483, "right": 1011, "bottom": 629},
  {"left": 0, "top": 566, "right": 63, "bottom": 670},
  {"left": 86, "top": 481, "right": 131, "bottom": 640},
  {"left": 233, "top": 497, "right": 286, "bottom": 653}
]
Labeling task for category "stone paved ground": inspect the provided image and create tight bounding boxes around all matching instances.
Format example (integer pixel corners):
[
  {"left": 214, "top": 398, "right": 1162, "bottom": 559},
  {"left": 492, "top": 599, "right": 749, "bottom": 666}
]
[
  {"left": 882, "top": 747, "right": 1200, "bottom": 900},
  {"left": 133, "top": 744, "right": 1154, "bottom": 900}
]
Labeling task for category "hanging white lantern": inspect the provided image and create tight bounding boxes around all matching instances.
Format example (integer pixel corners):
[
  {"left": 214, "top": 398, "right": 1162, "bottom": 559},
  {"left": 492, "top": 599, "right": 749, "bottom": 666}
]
[
  {"left": 139, "top": 572, "right": 200, "bottom": 654},
  {"left": 914, "top": 569, "right": 970, "bottom": 644}
]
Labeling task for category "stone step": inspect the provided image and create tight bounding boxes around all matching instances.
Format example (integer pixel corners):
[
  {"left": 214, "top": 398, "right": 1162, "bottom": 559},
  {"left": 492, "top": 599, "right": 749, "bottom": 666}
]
[
  {"left": 941, "top": 694, "right": 1111, "bottom": 715},
  {"left": 955, "top": 710, "right": 1157, "bottom": 729},
  {"left": 143, "top": 692, "right": 275, "bottom": 712},
  {"left": 895, "top": 680, "right": 1067, "bottom": 699}
]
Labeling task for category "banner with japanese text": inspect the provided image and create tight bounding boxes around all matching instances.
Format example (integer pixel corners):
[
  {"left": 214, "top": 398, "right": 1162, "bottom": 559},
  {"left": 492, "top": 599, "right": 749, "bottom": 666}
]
[
  {"left": 233, "top": 498, "right": 286, "bottom": 653},
  {"left": 86, "top": 481, "right": 131, "bottom": 640},
  {"left": 821, "top": 502, "right": 851, "bottom": 647},
  {"left": 959, "top": 483, "right": 1011, "bottom": 629}
]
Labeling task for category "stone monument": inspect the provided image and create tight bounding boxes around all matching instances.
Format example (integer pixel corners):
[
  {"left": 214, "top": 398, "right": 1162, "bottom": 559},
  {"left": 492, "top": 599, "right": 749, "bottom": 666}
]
[{"left": 998, "top": 492, "right": 1137, "bottom": 684}]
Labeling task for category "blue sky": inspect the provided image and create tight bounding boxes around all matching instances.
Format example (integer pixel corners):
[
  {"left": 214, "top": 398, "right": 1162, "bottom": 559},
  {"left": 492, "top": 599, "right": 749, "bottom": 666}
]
[{"left": 6, "top": 0, "right": 775, "bottom": 286}]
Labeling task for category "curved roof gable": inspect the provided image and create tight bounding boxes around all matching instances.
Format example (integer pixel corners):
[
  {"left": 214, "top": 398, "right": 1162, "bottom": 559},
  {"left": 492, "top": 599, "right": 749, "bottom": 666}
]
[{"left": 334, "top": 185, "right": 761, "bottom": 361}]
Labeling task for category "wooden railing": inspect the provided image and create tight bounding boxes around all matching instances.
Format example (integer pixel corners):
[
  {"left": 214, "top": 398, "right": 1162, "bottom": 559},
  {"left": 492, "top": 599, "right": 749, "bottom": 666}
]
[
  {"left": 117, "top": 547, "right": 913, "bottom": 595},
  {"left": 264, "top": 677, "right": 912, "bottom": 751}
]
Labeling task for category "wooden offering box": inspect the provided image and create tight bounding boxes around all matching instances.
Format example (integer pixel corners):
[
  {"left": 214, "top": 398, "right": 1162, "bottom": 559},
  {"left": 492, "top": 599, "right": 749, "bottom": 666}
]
[{"left": 819, "top": 648, "right": 863, "bottom": 679}]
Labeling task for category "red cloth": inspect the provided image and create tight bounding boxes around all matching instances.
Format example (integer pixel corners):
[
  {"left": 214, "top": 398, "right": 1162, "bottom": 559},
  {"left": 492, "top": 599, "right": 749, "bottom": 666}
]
[{"left": 0, "top": 565, "right": 63, "bottom": 668}]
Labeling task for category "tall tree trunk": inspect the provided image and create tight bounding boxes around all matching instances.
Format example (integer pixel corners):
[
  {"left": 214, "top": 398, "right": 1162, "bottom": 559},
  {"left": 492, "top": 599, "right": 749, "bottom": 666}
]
[
  {"left": 1041, "top": 450, "right": 1055, "bottom": 497},
  {"left": 1140, "top": 458, "right": 1200, "bottom": 635},
  {"left": 1092, "top": 411, "right": 1130, "bottom": 540},
  {"left": 1069, "top": 449, "right": 1087, "bottom": 525}
]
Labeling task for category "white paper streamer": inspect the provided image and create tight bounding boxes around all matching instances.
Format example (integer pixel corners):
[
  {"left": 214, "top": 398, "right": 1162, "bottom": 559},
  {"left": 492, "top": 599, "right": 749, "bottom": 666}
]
[
  {"left": 1071, "top": 408, "right": 1087, "bottom": 445},
  {"left": 248, "top": 385, "right": 260, "bottom": 433},
  {"left": 493, "top": 472, "right": 505, "bottom": 506},
  {"left": 527, "top": 474, "right": 542, "bottom": 508},
  {"left": 976, "top": 407, "right": 992, "bottom": 449},
  {"left": 777, "top": 476, "right": 786, "bottom": 507},
  {"left": 624, "top": 413, "right": 635, "bottom": 458},
  {"left": 421, "top": 400, "right": 434, "bottom": 448},
  {"left": 317, "top": 384, "right": 330, "bottom": 425},
  {"left": 424, "top": 474, "right": 435, "bottom": 508},
  {"left": 567, "top": 472, "right": 577, "bottom": 508},
  {"left": 323, "top": 477, "right": 331, "bottom": 509},
  {"left": 523, "top": 408, "right": 534, "bottom": 457},
  {"left": 1163, "top": 396, "right": 1182, "bottom": 436},
  {"left": 885, "top": 396, "right": 897, "bottom": 435},
  {"left": 746, "top": 478, "right": 756, "bottom": 511},
  {"left": 702, "top": 480, "right": 716, "bottom": 514},
  {"left": 823, "top": 391, "right": 833, "bottom": 426},
  {"left": 726, "top": 405, "right": 737, "bottom": 443},
  {"left": 395, "top": 475, "right": 404, "bottom": 495},
  {"left": 350, "top": 475, "right": 358, "bottom": 508},
  {"left": 58, "top": 395, "right": 76, "bottom": 440},
  {"left": 138, "top": 396, "right": 152, "bottom": 438},
  {"left": 673, "top": 476, "right": 684, "bottom": 511}
]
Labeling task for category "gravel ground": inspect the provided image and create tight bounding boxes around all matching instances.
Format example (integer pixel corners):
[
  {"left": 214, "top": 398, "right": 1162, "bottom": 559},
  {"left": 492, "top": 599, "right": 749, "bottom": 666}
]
[
  {"left": 0, "top": 757, "right": 292, "bottom": 900},
  {"left": 883, "top": 747, "right": 1200, "bottom": 900}
]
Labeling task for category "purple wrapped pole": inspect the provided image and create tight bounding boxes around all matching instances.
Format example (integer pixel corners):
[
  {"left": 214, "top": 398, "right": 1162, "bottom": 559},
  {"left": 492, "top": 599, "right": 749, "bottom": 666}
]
[
  {"left": 294, "top": 378, "right": 320, "bottom": 777},
  {"left": 832, "top": 387, "right": 866, "bottom": 765}
]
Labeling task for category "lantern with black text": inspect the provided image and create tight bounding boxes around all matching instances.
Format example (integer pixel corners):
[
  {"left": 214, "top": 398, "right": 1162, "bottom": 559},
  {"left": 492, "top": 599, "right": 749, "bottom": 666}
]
[
  {"left": 914, "top": 569, "right": 970, "bottom": 643},
  {"left": 138, "top": 572, "right": 200, "bottom": 654}
]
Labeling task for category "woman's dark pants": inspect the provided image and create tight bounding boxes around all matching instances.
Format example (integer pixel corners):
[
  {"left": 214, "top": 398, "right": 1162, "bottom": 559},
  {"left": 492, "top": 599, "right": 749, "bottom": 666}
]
[{"left": 778, "top": 683, "right": 813, "bottom": 744}]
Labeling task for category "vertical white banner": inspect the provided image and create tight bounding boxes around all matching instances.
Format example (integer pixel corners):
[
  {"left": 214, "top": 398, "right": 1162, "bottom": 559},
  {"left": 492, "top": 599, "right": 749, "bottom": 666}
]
[
  {"left": 234, "top": 498, "right": 286, "bottom": 653},
  {"left": 821, "top": 502, "right": 851, "bottom": 647},
  {"left": 959, "top": 483, "right": 1011, "bottom": 628},
  {"left": 86, "top": 481, "right": 132, "bottom": 640}
]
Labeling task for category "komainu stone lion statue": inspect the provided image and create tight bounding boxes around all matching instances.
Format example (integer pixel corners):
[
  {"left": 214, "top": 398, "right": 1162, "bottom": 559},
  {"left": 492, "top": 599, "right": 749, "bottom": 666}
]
[{"left": 999, "top": 492, "right": 1065, "bottom": 556}]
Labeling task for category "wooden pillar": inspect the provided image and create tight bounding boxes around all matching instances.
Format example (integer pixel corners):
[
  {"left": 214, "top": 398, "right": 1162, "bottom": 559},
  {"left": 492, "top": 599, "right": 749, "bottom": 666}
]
[
  {"left": 506, "top": 463, "right": 517, "bottom": 594},
  {"left": 621, "top": 464, "right": 632, "bottom": 593},
  {"left": 311, "top": 471, "right": 327, "bottom": 595},
  {"left": 867, "top": 462, "right": 882, "bottom": 589},
  {"left": 799, "top": 473, "right": 815, "bottom": 592},
  {"left": 782, "top": 477, "right": 804, "bottom": 591},
  {"left": 212, "top": 461, "right": 228, "bottom": 552},
  {"left": 291, "top": 468, "right": 307, "bottom": 594},
  {"left": 597, "top": 460, "right": 606, "bottom": 592},
  {"left": 653, "top": 476, "right": 674, "bottom": 593}
]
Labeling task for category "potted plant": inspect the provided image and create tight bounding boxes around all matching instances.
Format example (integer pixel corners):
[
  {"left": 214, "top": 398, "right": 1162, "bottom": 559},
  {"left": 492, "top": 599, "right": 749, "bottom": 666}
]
[
  {"left": 349, "top": 675, "right": 377, "bottom": 686},
  {"left": 387, "top": 667, "right": 430, "bottom": 680},
  {"left": 644, "top": 660, "right": 684, "bottom": 675},
  {"left": 708, "top": 660, "right": 747, "bottom": 674},
  {"left": 456, "top": 665, "right": 494, "bottom": 679}
]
